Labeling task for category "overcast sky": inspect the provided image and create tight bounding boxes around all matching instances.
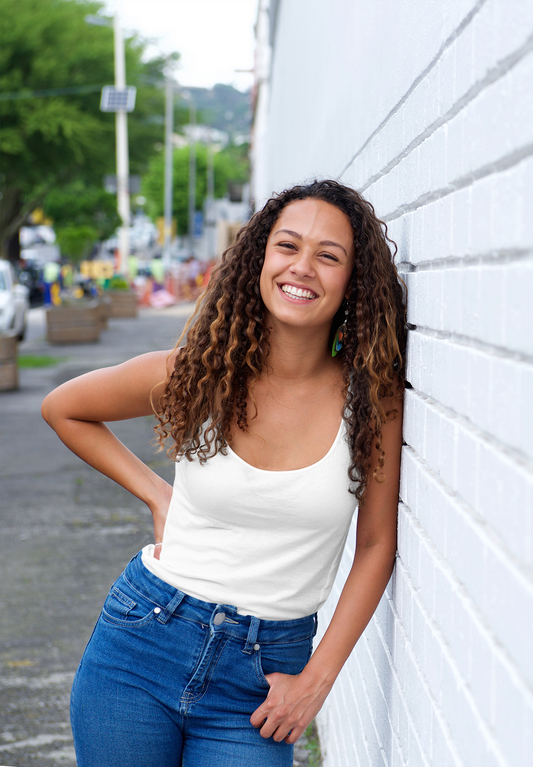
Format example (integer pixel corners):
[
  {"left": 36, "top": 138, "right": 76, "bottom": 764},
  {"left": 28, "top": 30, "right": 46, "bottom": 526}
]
[{"left": 101, "top": 0, "right": 257, "bottom": 91}]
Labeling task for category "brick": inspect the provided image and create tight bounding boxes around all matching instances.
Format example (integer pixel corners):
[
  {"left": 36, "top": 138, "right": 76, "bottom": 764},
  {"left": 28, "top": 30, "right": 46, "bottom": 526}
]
[
  {"left": 492, "top": 656, "right": 532, "bottom": 766},
  {"left": 484, "top": 550, "right": 533, "bottom": 685},
  {"left": 520, "top": 364, "right": 533, "bottom": 459}
]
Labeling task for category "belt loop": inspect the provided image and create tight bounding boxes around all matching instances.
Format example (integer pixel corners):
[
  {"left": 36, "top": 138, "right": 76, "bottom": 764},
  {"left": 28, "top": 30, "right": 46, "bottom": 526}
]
[
  {"left": 156, "top": 591, "right": 185, "bottom": 624},
  {"left": 242, "top": 616, "right": 261, "bottom": 654},
  {"left": 312, "top": 613, "right": 318, "bottom": 637}
]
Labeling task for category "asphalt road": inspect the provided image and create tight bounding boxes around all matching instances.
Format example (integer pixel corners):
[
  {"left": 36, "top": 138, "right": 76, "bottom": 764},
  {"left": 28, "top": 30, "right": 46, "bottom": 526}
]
[{"left": 0, "top": 304, "right": 193, "bottom": 767}]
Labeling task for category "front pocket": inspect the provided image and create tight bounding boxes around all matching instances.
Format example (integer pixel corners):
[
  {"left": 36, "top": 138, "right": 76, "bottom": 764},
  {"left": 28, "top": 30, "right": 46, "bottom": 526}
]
[
  {"left": 254, "top": 637, "right": 313, "bottom": 688},
  {"left": 101, "top": 584, "right": 157, "bottom": 628}
]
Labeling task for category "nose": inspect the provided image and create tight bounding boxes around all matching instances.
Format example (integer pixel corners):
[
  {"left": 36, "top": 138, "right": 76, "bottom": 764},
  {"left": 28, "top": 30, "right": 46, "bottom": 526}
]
[{"left": 289, "top": 248, "right": 315, "bottom": 278}]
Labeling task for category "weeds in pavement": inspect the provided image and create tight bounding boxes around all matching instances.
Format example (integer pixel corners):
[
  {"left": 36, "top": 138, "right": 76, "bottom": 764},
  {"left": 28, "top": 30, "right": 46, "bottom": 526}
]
[{"left": 303, "top": 721, "right": 322, "bottom": 766}]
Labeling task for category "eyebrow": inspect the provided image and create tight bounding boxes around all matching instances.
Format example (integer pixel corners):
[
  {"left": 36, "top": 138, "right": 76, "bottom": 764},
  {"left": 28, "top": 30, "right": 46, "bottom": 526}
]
[{"left": 274, "top": 229, "right": 349, "bottom": 258}]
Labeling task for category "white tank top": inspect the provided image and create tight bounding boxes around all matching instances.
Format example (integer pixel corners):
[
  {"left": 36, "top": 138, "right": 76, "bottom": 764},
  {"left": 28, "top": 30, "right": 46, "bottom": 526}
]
[{"left": 142, "top": 420, "right": 358, "bottom": 620}]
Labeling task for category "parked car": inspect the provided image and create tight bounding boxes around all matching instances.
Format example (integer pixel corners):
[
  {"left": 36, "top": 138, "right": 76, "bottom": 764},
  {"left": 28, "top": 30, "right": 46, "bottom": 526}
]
[
  {"left": 18, "top": 263, "right": 45, "bottom": 307},
  {"left": 0, "top": 260, "right": 30, "bottom": 340}
]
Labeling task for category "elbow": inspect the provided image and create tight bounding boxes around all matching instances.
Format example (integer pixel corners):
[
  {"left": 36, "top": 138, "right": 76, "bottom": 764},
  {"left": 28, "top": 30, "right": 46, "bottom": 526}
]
[
  {"left": 360, "top": 536, "right": 397, "bottom": 569},
  {"left": 41, "top": 390, "right": 59, "bottom": 428},
  {"left": 41, "top": 394, "right": 52, "bottom": 427}
]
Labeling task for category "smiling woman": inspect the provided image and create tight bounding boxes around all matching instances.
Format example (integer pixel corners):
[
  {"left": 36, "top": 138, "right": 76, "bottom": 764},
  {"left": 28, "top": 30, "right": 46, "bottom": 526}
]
[{"left": 42, "top": 179, "right": 406, "bottom": 767}]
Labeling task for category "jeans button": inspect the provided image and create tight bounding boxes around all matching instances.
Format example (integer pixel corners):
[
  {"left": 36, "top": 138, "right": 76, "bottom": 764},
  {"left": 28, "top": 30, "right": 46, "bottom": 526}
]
[
  {"left": 154, "top": 607, "right": 161, "bottom": 615},
  {"left": 213, "top": 612, "right": 226, "bottom": 626}
]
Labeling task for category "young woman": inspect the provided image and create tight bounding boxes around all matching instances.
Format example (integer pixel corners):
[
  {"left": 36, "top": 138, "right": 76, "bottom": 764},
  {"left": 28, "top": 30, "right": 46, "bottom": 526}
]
[{"left": 42, "top": 179, "right": 406, "bottom": 767}]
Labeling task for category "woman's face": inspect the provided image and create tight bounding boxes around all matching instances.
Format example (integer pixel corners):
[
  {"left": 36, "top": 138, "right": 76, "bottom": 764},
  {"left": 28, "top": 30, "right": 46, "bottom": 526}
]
[{"left": 260, "top": 198, "right": 354, "bottom": 335}]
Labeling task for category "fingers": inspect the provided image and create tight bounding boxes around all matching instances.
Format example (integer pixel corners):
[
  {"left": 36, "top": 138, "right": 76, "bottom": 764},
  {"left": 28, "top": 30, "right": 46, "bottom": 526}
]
[{"left": 250, "top": 675, "right": 309, "bottom": 743}]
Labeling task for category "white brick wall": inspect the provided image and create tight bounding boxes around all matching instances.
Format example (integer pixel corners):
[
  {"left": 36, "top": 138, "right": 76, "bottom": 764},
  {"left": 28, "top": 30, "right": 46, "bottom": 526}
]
[{"left": 253, "top": 1, "right": 533, "bottom": 764}]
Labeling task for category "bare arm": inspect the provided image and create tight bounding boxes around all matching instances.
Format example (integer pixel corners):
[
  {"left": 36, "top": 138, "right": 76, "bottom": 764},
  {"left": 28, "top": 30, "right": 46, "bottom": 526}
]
[
  {"left": 250, "top": 392, "right": 403, "bottom": 743},
  {"left": 41, "top": 350, "right": 176, "bottom": 545}
]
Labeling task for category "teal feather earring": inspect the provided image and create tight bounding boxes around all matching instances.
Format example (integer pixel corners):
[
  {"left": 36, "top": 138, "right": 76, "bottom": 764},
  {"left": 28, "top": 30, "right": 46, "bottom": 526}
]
[{"left": 332, "top": 303, "right": 349, "bottom": 357}]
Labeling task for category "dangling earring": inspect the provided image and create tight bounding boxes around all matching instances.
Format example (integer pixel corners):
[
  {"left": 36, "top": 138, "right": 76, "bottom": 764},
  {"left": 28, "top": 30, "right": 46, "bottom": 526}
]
[{"left": 332, "top": 303, "right": 349, "bottom": 357}]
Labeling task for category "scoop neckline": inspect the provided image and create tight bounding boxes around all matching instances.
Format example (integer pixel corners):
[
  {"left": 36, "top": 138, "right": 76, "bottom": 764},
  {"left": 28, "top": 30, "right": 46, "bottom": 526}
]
[{"left": 225, "top": 419, "right": 345, "bottom": 474}]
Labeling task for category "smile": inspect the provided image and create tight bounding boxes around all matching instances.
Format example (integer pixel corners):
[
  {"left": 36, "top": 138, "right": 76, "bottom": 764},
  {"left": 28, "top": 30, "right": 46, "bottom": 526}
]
[{"left": 279, "top": 284, "right": 318, "bottom": 301}]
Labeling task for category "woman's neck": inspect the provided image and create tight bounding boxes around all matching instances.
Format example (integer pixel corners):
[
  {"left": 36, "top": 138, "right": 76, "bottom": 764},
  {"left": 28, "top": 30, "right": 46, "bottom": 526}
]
[{"left": 263, "top": 324, "right": 336, "bottom": 383}]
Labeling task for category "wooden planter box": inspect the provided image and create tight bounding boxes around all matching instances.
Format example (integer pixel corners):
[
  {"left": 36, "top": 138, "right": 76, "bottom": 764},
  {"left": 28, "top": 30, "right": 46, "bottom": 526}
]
[
  {"left": 0, "top": 332, "right": 18, "bottom": 391},
  {"left": 46, "top": 301, "right": 101, "bottom": 344},
  {"left": 97, "top": 295, "right": 112, "bottom": 330},
  {"left": 108, "top": 290, "right": 138, "bottom": 318}
]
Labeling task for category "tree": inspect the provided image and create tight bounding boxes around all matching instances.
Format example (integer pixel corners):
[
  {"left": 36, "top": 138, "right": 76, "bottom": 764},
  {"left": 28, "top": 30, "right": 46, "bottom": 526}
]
[
  {"left": 0, "top": 0, "right": 177, "bottom": 259},
  {"left": 43, "top": 180, "right": 120, "bottom": 263},
  {"left": 56, "top": 225, "right": 98, "bottom": 265},
  {"left": 142, "top": 143, "right": 250, "bottom": 236},
  {"left": 44, "top": 181, "right": 120, "bottom": 242}
]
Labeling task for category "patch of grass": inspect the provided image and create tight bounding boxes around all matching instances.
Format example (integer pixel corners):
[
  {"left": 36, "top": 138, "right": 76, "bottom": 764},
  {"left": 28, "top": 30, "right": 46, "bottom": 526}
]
[
  {"left": 303, "top": 721, "right": 322, "bottom": 766},
  {"left": 18, "top": 355, "right": 65, "bottom": 368}
]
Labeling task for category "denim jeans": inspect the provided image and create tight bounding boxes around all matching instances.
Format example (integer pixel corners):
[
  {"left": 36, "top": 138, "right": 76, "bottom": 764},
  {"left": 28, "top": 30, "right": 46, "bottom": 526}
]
[{"left": 71, "top": 552, "right": 317, "bottom": 766}]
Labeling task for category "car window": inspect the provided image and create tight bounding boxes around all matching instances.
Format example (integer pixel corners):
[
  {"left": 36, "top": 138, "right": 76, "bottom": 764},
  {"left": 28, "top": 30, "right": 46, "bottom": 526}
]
[{"left": 0, "top": 272, "right": 6, "bottom": 291}]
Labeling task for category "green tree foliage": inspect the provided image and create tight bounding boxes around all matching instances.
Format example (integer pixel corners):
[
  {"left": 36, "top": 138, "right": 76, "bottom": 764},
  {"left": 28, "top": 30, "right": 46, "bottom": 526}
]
[
  {"left": 56, "top": 224, "right": 98, "bottom": 265},
  {"left": 185, "top": 85, "right": 251, "bottom": 137},
  {"left": 0, "top": 0, "right": 177, "bottom": 258},
  {"left": 44, "top": 181, "right": 120, "bottom": 242},
  {"left": 142, "top": 143, "right": 249, "bottom": 236}
]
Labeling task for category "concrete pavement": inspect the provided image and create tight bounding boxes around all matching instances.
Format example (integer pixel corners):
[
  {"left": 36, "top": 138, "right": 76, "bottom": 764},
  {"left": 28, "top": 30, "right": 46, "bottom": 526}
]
[{"left": 0, "top": 304, "right": 321, "bottom": 767}]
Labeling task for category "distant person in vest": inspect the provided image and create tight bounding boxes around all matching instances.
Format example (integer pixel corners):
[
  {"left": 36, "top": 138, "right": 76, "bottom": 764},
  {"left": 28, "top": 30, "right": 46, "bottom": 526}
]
[
  {"left": 42, "top": 180, "right": 406, "bottom": 767},
  {"left": 43, "top": 260, "right": 61, "bottom": 306}
]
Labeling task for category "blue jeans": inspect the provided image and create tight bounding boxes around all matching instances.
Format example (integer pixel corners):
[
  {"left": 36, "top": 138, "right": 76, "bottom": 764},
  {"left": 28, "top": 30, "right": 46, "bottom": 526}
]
[{"left": 71, "top": 552, "right": 317, "bottom": 766}]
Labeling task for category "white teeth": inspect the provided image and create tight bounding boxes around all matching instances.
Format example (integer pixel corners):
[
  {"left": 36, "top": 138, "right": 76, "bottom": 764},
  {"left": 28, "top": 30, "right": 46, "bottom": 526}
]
[{"left": 281, "top": 284, "right": 316, "bottom": 300}]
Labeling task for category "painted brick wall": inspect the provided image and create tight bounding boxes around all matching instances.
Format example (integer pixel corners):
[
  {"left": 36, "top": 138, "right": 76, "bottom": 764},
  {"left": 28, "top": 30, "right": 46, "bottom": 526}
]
[{"left": 253, "top": 1, "right": 533, "bottom": 764}]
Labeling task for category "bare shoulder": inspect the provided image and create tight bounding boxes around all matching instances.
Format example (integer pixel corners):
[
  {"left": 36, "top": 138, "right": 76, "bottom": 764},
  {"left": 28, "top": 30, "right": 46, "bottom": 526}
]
[{"left": 42, "top": 349, "right": 178, "bottom": 424}]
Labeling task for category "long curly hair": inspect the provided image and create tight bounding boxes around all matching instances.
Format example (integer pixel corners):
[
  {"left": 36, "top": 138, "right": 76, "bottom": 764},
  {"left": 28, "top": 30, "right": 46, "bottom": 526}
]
[{"left": 155, "top": 179, "right": 407, "bottom": 503}]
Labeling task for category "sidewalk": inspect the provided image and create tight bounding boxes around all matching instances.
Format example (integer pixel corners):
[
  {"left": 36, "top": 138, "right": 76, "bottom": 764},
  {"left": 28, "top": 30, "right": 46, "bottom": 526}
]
[{"left": 0, "top": 305, "right": 321, "bottom": 767}]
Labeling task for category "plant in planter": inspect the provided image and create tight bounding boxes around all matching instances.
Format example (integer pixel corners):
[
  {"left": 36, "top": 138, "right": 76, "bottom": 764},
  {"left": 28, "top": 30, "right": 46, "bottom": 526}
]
[{"left": 106, "top": 275, "right": 138, "bottom": 318}]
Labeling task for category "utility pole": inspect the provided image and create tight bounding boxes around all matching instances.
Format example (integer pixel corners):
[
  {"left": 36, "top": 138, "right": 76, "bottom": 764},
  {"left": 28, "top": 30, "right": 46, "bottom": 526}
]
[
  {"left": 187, "top": 100, "right": 196, "bottom": 256},
  {"left": 113, "top": 10, "right": 130, "bottom": 276},
  {"left": 206, "top": 131, "right": 215, "bottom": 260},
  {"left": 163, "top": 77, "right": 174, "bottom": 272}
]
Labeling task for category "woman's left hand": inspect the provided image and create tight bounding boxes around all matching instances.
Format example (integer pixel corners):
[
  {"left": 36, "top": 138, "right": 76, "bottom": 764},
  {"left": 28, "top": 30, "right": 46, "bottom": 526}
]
[{"left": 250, "top": 671, "right": 331, "bottom": 744}]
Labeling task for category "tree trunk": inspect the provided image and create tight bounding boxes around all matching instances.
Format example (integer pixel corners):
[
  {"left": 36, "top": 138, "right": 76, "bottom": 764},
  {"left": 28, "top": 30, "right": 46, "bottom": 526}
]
[{"left": 0, "top": 187, "right": 24, "bottom": 261}]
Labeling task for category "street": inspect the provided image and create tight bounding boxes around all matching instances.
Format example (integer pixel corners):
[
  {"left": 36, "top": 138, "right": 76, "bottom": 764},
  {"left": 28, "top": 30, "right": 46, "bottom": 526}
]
[{"left": 0, "top": 304, "right": 192, "bottom": 766}]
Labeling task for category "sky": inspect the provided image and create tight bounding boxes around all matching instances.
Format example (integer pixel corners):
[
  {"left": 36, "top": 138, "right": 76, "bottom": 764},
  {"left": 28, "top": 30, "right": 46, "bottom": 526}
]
[{"left": 101, "top": 0, "right": 258, "bottom": 91}]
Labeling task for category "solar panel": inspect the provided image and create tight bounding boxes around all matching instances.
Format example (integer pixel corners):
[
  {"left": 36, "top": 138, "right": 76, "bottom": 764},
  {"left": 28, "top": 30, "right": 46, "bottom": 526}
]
[{"left": 100, "top": 86, "right": 136, "bottom": 112}]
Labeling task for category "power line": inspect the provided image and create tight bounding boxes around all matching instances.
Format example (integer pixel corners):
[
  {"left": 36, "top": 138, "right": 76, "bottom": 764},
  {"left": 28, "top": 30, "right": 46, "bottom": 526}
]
[{"left": 0, "top": 85, "right": 105, "bottom": 102}]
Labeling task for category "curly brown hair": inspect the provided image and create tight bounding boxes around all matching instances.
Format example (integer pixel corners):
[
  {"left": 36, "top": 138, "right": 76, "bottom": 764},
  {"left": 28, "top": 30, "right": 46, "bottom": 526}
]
[{"left": 155, "top": 179, "right": 407, "bottom": 503}]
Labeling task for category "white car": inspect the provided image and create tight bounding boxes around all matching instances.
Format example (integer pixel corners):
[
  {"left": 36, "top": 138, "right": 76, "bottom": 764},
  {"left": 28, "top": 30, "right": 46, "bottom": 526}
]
[{"left": 0, "top": 260, "right": 30, "bottom": 340}]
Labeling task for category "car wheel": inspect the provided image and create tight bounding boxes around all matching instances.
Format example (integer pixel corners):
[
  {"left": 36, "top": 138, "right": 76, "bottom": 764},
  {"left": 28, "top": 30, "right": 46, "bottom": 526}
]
[{"left": 18, "top": 318, "right": 27, "bottom": 342}]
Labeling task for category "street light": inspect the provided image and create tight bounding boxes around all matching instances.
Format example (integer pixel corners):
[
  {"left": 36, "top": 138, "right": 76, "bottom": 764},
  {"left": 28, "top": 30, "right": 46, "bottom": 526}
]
[
  {"left": 85, "top": 11, "right": 132, "bottom": 276},
  {"left": 162, "top": 76, "right": 174, "bottom": 273}
]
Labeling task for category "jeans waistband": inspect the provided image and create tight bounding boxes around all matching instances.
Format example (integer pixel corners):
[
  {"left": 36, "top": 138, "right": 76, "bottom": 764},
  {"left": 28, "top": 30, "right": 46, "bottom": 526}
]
[{"left": 124, "top": 551, "right": 317, "bottom": 646}]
